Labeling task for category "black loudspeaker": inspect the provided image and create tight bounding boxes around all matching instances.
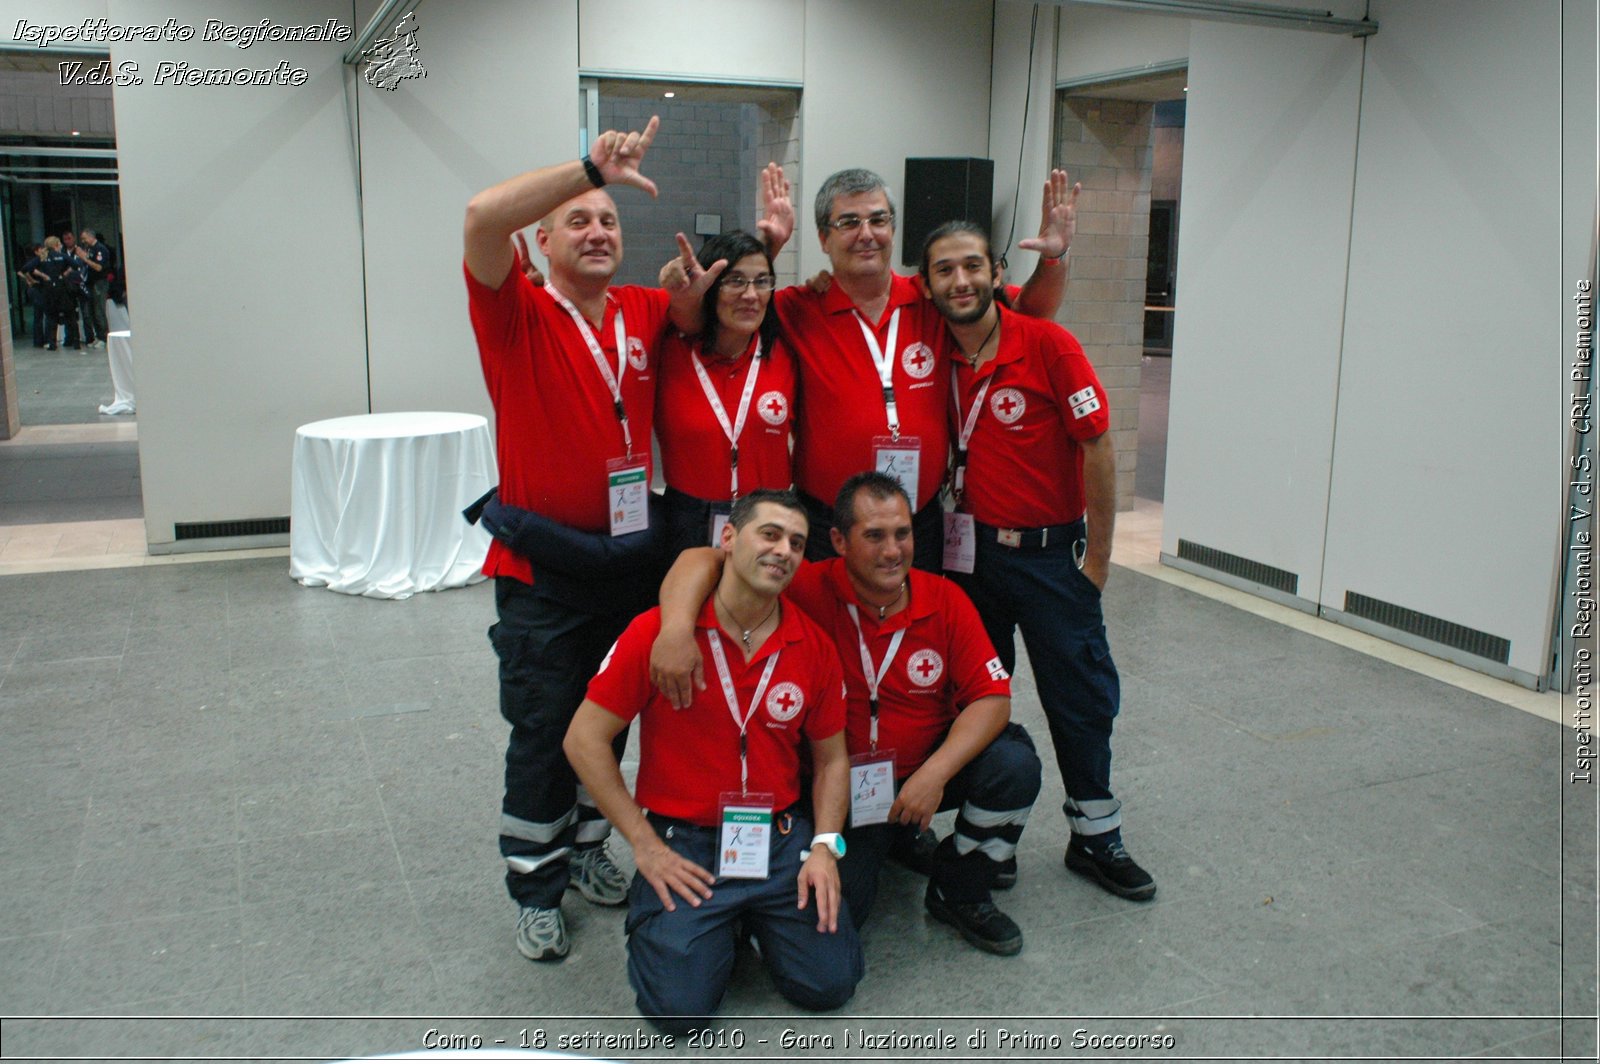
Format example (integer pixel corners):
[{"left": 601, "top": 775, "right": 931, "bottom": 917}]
[{"left": 901, "top": 157, "right": 994, "bottom": 269}]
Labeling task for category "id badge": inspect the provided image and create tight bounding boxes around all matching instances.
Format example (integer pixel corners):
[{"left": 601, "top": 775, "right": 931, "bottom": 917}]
[
  {"left": 606, "top": 457, "right": 649, "bottom": 537},
  {"left": 848, "top": 750, "right": 896, "bottom": 827},
  {"left": 943, "top": 512, "right": 976, "bottom": 574},
  {"left": 718, "top": 792, "right": 774, "bottom": 879},
  {"left": 709, "top": 512, "right": 731, "bottom": 548},
  {"left": 871, "top": 435, "right": 921, "bottom": 512}
]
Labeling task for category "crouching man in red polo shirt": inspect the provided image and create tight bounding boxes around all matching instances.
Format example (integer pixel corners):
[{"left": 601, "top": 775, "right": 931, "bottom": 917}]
[{"left": 564, "top": 489, "right": 862, "bottom": 1033}]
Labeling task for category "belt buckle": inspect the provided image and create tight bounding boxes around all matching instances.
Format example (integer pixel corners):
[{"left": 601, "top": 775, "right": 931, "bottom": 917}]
[{"left": 997, "top": 528, "right": 1022, "bottom": 548}]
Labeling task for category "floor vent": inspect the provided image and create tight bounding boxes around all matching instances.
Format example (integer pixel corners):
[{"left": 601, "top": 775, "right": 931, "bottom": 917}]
[
  {"left": 174, "top": 517, "right": 290, "bottom": 540},
  {"left": 1175, "top": 539, "right": 1298, "bottom": 595},
  {"left": 1344, "top": 591, "right": 1510, "bottom": 664}
]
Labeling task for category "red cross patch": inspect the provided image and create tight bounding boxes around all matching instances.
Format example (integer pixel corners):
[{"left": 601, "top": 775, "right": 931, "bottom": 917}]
[
  {"left": 906, "top": 649, "right": 944, "bottom": 687},
  {"left": 766, "top": 681, "right": 804, "bottom": 722}
]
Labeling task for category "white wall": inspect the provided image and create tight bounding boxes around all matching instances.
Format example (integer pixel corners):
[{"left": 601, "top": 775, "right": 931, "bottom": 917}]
[
  {"left": 1055, "top": 3, "right": 1189, "bottom": 81},
  {"left": 990, "top": 1, "right": 1059, "bottom": 279},
  {"left": 578, "top": 0, "right": 804, "bottom": 84},
  {"left": 1160, "top": 21, "right": 1363, "bottom": 606},
  {"left": 106, "top": 0, "right": 368, "bottom": 545},
  {"left": 357, "top": 0, "right": 577, "bottom": 418},
  {"left": 796, "top": 0, "right": 993, "bottom": 279},
  {"left": 1319, "top": 0, "right": 1566, "bottom": 680}
]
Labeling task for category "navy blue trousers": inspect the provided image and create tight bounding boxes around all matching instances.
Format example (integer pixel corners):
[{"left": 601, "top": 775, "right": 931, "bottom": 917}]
[
  {"left": 953, "top": 520, "right": 1123, "bottom": 838},
  {"left": 841, "top": 722, "right": 1040, "bottom": 925},
  {"left": 626, "top": 812, "right": 863, "bottom": 1034},
  {"left": 491, "top": 577, "right": 641, "bottom": 908}
]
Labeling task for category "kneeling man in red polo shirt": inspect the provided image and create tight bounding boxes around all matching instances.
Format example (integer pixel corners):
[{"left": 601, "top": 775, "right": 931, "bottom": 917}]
[{"left": 564, "top": 489, "right": 862, "bottom": 1033}]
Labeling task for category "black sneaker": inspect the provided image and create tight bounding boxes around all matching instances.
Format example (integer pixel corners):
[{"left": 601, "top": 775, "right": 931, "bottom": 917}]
[
  {"left": 993, "top": 856, "right": 1017, "bottom": 890},
  {"left": 924, "top": 881, "right": 1023, "bottom": 955},
  {"left": 1065, "top": 836, "right": 1156, "bottom": 901}
]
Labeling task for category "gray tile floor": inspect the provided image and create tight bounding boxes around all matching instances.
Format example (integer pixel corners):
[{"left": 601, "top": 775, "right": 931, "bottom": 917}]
[
  {"left": 0, "top": 556, "right": 1592, "bottom": 1062},
  {"left": 9, "top": 330, "right": 129, "bottom": 427}
]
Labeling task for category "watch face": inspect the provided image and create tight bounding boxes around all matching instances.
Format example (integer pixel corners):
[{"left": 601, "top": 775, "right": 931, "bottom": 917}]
[{"left": 833, "top": 835, "right": 847, "bottom": 857}]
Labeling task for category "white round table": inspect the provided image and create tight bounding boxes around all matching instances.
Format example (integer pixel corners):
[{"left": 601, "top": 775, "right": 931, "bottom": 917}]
[{"left": 289, "top": 411, "right": 496, "bottom": 599}]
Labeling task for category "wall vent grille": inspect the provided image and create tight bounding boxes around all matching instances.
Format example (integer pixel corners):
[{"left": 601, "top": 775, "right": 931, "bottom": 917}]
[
  {"left": 174, "top": 517, "right": 290, "bottom": 540},
  {"left": 1175, "top": 539, "right": 1299, "bottom": 595},
  {"left": 1343, "top": 591, "right": 1510, "bottom": 664}
]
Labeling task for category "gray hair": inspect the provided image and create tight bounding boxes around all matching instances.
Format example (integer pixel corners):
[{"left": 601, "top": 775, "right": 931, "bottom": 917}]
[{"left": 813, "top": 168, "right": 896, "bottom": 232}]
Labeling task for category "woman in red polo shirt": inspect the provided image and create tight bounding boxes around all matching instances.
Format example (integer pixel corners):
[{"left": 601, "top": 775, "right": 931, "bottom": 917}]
[{"left": 656, "top": 230, "right": 798, "bottom": 557}]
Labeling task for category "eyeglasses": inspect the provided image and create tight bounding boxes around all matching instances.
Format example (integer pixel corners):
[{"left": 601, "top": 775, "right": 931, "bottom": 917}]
[
  {"left": 720, "top": 273, "right": 776, "bottom": 293},
  {"left": 824, "top": 210, "right": 896, "bottom": 233}
]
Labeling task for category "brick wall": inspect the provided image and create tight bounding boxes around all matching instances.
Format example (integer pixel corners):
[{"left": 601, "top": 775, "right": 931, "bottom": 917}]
[
  {"left": 598, "top": 95, "right": 747, "bottom": 287},
  {"left": 1054, "top": 95, "right": 1154, "bottom": 514}
]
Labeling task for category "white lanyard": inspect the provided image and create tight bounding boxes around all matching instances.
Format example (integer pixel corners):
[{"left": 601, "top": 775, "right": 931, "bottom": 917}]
[
  {"left": 845, "top": 603, "right": 906, "bottom": 751},
  {"left": 546, "top": 283, "right": 634, "bottom": 457},
  {"left": 705, "top": 630, "right": 782, "bottom": 796},
  {"left": 854, "top": 308, "right": 903, "bottom": 441},
  {"left": 950, "top": 370, "right": 993, "bottom": 504},
  {"left": 689, "top": 339, "right": 764, "bottom": 499}
]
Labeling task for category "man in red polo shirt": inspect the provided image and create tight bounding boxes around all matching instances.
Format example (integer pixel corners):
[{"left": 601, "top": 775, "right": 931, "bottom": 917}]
[
  {"left": 921, "top": 221, "right": 1155, "bottom": 903},
  {"left": 463, "top": 116, "right": 711, "bottom": 962},
  {"left": 649, "top": 472, "right": 1041, "bottom": 956},
  {"left": 565, "top": 490, "right": 861, "bottom": 1032},
  {"left": 766, "top": 167, "right": 1078, "bottom": 572}
]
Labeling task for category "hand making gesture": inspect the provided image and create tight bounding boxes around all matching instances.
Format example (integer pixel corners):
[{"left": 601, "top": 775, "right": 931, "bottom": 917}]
[
  {"left": 755, "top": 162, "right": 795, "bottom": 256},
  {"left": 587, "top": 115, "right": 662, "bottom": 196},
  {"left": 1017, "top": 169, "right": 1079, "bottom": 259}
]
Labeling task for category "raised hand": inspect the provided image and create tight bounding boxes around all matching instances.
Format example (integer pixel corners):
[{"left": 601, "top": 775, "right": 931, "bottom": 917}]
[
  {"left": 661, "top": 232, "right": 727, "bottom": 302},
  {"left": 1017, "top": 169, "right": 1079, "bottom": 259},
  {"left": 755, "top": 162, "right": 795, "bottom": 253},
  {"left": 588, "top": 115, "right": 661, "bottom": 197},
  {"left": 513, "top": 231, "right": 544, "bottom": 286}
]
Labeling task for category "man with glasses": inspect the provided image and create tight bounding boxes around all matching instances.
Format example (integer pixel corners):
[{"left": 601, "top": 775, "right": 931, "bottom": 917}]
[
  {"left": 462, "top": 115, "right": 710, "bottom": 963},
  {"left": 762, "top": 167, "right": 1078, "bottom": 571}
]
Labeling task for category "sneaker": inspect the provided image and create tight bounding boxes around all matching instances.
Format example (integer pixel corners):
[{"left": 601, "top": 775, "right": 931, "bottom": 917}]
[
  {"left": 994, "top": 856, "right": 1018, "bottom": 890},
  {"left": 924, "top": 881, "right": 1023, "bottom": 955},
  {"left": 514, "top": 905, "right": 569, "bottom": 961},
  {"left": 88, "top": 339, "right": 103, "bottom": 348},
  {"left": 1065, "top": 835, "right": 1156, "bottom": 901},
  {"left": 567, "top": 844, "right": 629, "bottom": 906}
]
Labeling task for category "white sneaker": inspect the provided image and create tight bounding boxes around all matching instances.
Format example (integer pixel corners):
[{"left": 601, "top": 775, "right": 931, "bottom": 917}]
[{"left": 515, "top": 905, "right": 569, "bottom": 961}]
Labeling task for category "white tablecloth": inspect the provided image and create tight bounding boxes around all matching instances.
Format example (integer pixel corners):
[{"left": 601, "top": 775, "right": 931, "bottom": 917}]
[
  {"left": 289, "top": 411, "right": 496, "bottom": 599},
  {"left": 98, "top": 329, "right": 135, "bottom": 415}
]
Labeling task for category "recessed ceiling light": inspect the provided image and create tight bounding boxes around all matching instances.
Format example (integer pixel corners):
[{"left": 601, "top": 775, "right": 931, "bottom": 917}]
[
  {"left": 70, "top": 130, "right": 80, "bottom": 136},
  {"left": 663, "top": 91, "right": 675, "bottom": 98},
  {"left": 1182, "top": 86, "right": 1189, "bottom": 93}
]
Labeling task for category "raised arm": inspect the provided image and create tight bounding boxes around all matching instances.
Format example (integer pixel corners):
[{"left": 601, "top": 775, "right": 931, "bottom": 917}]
[
  {"left": 463, "top": 115, "right": 661, "bottom": 288},
  {"left": 648, "top": 547, "right": 724, "bottom": 707},
  {"left": 565, "top": 700, "right": 715, "bottom": 910},
  {"left": 1013, "top": 169, "right": 1079, "bottom": 319}
]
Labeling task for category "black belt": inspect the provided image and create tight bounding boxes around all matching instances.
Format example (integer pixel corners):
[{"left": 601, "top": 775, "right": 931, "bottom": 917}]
[{"left": 976, "top": 517, "right": 1084, "bottom": 551}]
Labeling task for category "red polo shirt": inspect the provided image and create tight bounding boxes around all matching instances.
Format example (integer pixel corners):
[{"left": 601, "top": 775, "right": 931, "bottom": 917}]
[
  {"left": 947, "top": 306, "right": 1110, "bottom": 528},
  {"left": 775, "top": 273, "right": 950, "bottom": 509},
  {"left": 654, "top": 331, "right": 797, "bottom": 501},
  {"left": 464, "top": 264, "right": 670, "bottom": 584},
  {"left": 785, "top": 560, "right": 1009, "bottom": 777},
  {"left": 585, "top": 597, "right": 845, "bottom": 826}
]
